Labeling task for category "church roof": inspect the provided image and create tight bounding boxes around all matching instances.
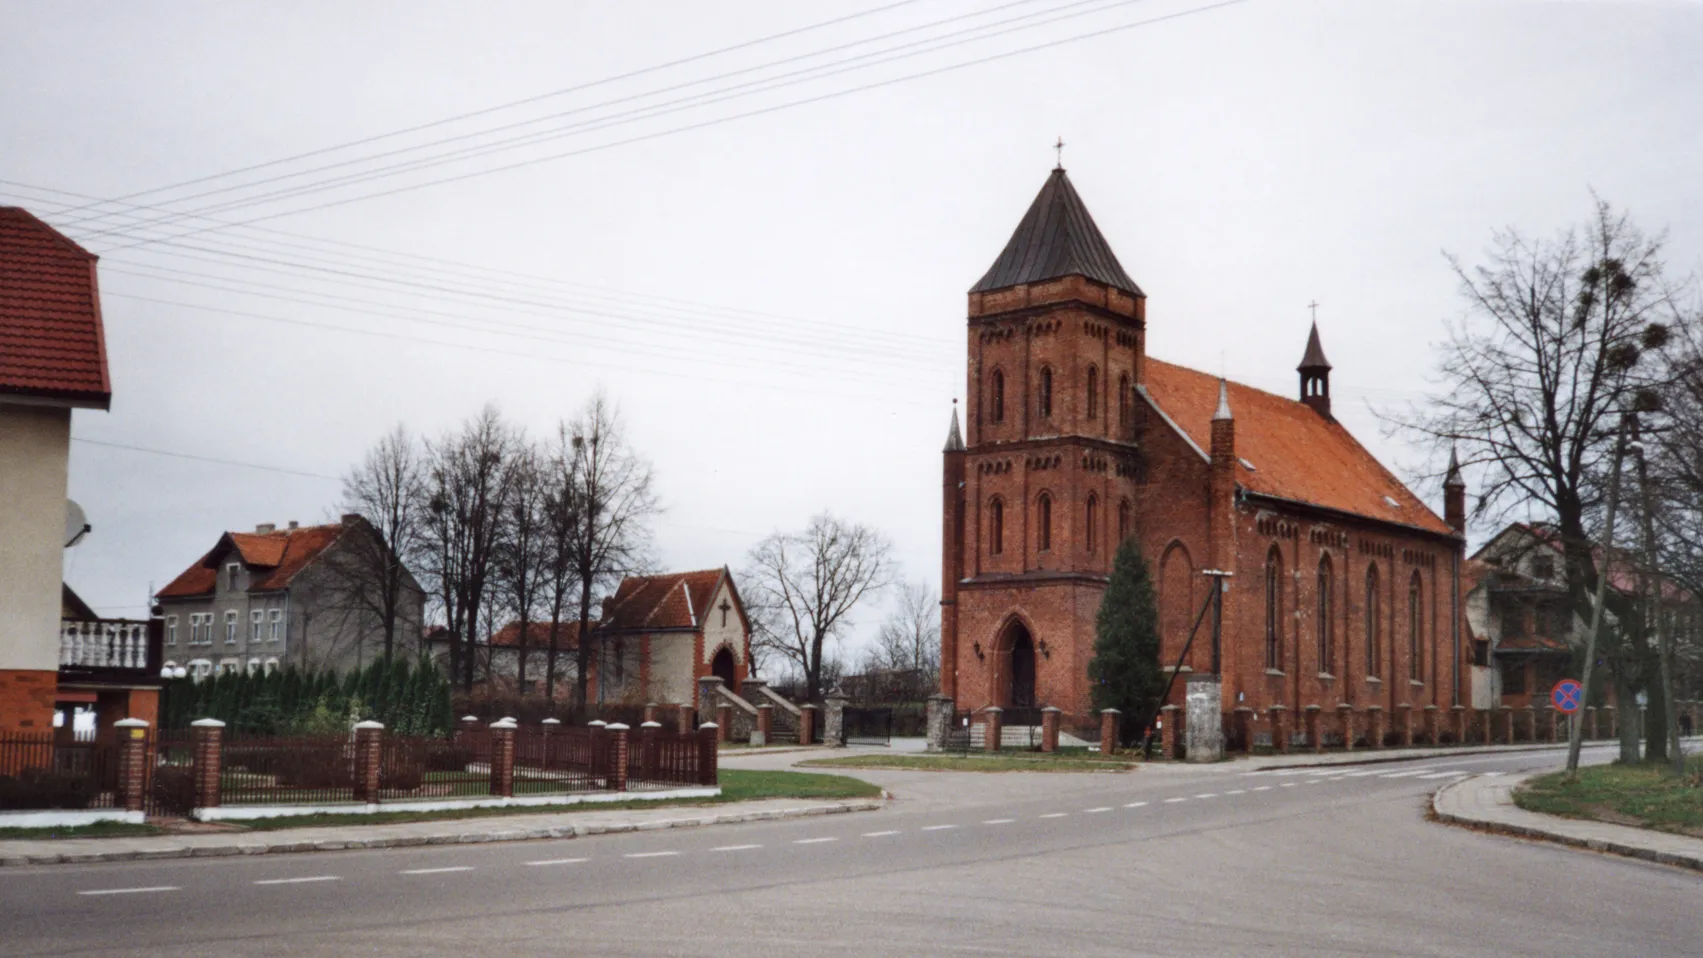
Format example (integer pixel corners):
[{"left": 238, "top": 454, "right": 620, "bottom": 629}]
[
  {"left": 970, "top": 168, "right": 1142, "bottom": 296},
  {"left": 597, "top": 568, "right": 732, "bottom": 633},
  {"left": 1142, "top": 359, "right": 1454, "bottom": 536},
  {"left": 1297, "top": 322, "right": 1331, "bottom": 371}
]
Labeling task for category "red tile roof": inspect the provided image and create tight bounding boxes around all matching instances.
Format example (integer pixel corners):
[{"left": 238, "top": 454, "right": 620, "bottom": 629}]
[
  {"left": 1142, "top": 358, "right": 1454, "bottom": 536},
  {"left": 598, "top": 569, "right": 729, "bottom": 632},
  {"left": 487, "top": 621, "right": 584, "bottom": 649},
  {"left": 156, "top": 523, "right": 346, "bottom": 598},
  {"left": 0, "top": 208, "right": 110, "bottom": 408}
]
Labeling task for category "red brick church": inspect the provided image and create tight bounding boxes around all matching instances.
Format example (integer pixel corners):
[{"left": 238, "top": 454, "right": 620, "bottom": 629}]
[{"left": 939, "top": 167, "right": 1470, "bottom": 737}]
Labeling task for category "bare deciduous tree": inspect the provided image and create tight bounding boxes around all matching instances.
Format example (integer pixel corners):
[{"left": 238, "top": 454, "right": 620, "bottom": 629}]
[
  {"left": 495, "top": 446, "right": 547, "bottom": 693},
  {"left": 860, "top": 581, "right": 941, "bottom": 701},
  {"left": 331, "top": 425, "right": 427, "bottom": 660},
  {"left": 743, "top": 513, "right": 893, "bottom": 702}
]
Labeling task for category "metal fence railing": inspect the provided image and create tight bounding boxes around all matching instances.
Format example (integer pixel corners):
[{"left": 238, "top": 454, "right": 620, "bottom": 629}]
[
  {"left": 220, "top": 734, "right": 357, "bottom": 806},
  {"left": 0, "top": 731, "right": 119, "bottom": 810}
]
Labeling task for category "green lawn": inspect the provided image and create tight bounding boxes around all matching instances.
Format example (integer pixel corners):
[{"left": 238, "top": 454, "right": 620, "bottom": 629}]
[
  {"left": 799, "top": 752, "right": 1137, "bottom": 773},
  {"left": 0, "top": 821, "right": 163, "bottom": 840},
  {"left": 1514, "top": 759, "right": 1703, "bottom": 836}
]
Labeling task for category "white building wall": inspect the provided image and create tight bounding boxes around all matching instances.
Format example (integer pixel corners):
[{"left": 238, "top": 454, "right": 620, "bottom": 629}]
[
  {"left": 699, "top": 580, "right": 746, "bottom": 667},
  {"left": 0, "top": 404, "right": 71, "bottom": 672},
  {"left": 651, "top": 633, "right": 694, "bottom": 705}
]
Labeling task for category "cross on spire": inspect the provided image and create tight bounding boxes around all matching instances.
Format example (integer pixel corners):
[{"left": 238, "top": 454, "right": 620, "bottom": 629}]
[
  {"left": 1054, "top": 135, "right": 1066, "bottom": 170},
  {"left": 1308, "top": 300, "right": 1320, "bottom": 323}
]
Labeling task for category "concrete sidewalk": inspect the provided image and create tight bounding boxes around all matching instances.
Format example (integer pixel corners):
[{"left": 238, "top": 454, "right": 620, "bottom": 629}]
[
  {"left": 0, "top": 797, "right": 883, "bottom": 868},
  {"left": 1433, "top": 772, "right": 1703, "bottom": 873}
]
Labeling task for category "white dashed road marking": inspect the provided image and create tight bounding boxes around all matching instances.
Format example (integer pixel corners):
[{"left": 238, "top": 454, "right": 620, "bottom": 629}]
[
  {"left": 1194, "top": 793, "right": 1218, "bottom": 799},
  {"left": 1377, "top": 769, "right": 1435, "bottom": 778},
  {"left": 1039, "top": 813, "right": 1069, "bottom": 819},
  {"left": 78, "top": 886, "right": 178, "bottom": 896},
  {"left": 624, "top": 851, "right": 680, "bottom": 859},
  {"left": 254, "top": 876, "right": 340, "bottom": 885},
  {"left": 1417, "top": 771, "right": 1469, "bottom": 780},
  {"left": 794, "top": 837, "right": 838, "bottom": 845},
  {"left": 1305, "top": 779, "right": 1324, "bottom": 785},
  {"left": 982, "top": 819, "right": 1015, "bottom": 825},
  {"left": 1084, "top": 807, "right": 1112, "bottom": 814},
  {"left": 921, "top": 824, "right": 958, "bottom": 831},
  {"left": 712, "top": 844, "right": 762, "bottom": 852},
  {"left": 1280, "top": 782, "right": 1298, "bottom": 788},
  {"left": 1124, "top": 801, "right": 1148, "bottom": 808},
  {"left": 526, "top": 858, "right": 590, "bottom": 866},
  {"left": 401, "top": 867, "right": 473, "bottom": 875},
  {"left": 862, "top": 830, "right": 901, "bottom": 837},
  {"left": 1252, "top": 786, "right": 1272, "bottom": 792},
  {"left": 1163, "top": 797, "right": 1187, "bottom": 804},
  {"left": 1225, "top": 789, "right": 1246, "bottom": 795}
]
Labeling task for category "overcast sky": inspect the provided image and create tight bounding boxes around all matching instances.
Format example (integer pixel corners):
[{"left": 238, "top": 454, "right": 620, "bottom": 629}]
[{"left": 5, "top": 0, "right": 1701, "bottom": 657}]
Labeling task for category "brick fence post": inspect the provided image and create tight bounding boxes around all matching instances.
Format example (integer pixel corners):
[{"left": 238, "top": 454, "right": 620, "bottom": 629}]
[
  {"left": 1503, "top": 707, "right": 1516, "bottom": 746},
  {"left": 1451, "top": 705, "right": 1466, "bottom": 746},
  {"left": 540, "top": 717, "right": 560, "bottom": 771},
  {"left": 676, "top": 707, "right": 693, "bottom": 737},
  {"left": 114, "top": 718, "right": 149, "bottom": 813},
  {"left": 715, "top": 705, "right": 732, "bottom": 743},
  {"left": 1422, "top": 705, "right": 1438, "bottom": 746},
  {"left": 1234, "top": 707, "right": 1255, "bottom": 756},
  {"left": 825, "top": 692, "right": 849, "bottom": 748},
  {"left": 1478, "top": 708, "right": 1492, "bottom": 746},
  {"left": 352, "top": 720, "right": 384, "bottom": 804},
  {"left": 643, "top": 702, "right": 659, "bottom": 726},
  {"left": 606, "top": 723, "right": 630, "bottom": 792},
  {"left": 798, "top": 704, "right": 817, "bottom": 747},
  {"left": 1338, "top": 704, "right": 1355, "bottom": 752},
  {"left": 984, "top": 707, "right": 1004, "bottom": 753},
  {"left": 1521, "top": 705, "right": 1537, "bottom": 743},
  {"left": 638, "top": 721, "right": 660, "bottom": 782},
  {"left": 1368, "top": 706, "right": 1386, "bottom": 750},
  {"left": 925, "top": 694, "right": 953, "bottom": 753},
  {"left": 1544, "top": 707, "right": 1559, "bottom": 743},
  {"left": 1269, "top": 705, "right": 1289, "bottom": 754},
  {"left": 697, "top": 723, "right": 719, "bottom": 785},
  {"left": 753, "top": 704, "right": 772, "bottom": 747},
  {"left": 1159, "top": 705, "right": 1179, "bottom": 758},
  {"left": 459, "top": 715, "right": 480, "bottom": 742},
  {"left": 588, "top": 720, "right": 608, "bottom": 781},
  {"left": 1397, "top": 704, "right": 1413, "bottom": 748},
  {"left": 190, "top": 718, "right": 225, "bottom": 810},
  {"left": 1585, "top": 706, "right": 1598, "bottom": 740},
  {"left": 1100, "top": 708, "right": 1120, "bottom": 756},
  {"left": 490, "top": 718, "right": 517, "bottom": 797},
  {"left": 1040, "top": 707, "right": 1061, "bottom": 753},
  {"left": 1304, "top": 705, "right": 1322, "bottom": 753}
]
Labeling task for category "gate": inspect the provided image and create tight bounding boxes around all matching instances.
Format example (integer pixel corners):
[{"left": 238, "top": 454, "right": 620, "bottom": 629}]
[{"left": 842, "top": 706, "right": 892, "bottom": 746}]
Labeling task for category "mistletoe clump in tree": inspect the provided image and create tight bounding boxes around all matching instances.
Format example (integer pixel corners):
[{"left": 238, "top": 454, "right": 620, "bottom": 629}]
[{"left": 1089, "top": 537, "right": 1165, "bottom": 745}]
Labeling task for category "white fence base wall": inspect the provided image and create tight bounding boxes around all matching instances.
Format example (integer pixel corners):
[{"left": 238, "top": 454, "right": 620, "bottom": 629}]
[
  {"left": 193, "top": 786, "right": 722, "bottom": 821},
  {"left": 0, "top": 809, "right": 146, "bottom": 828}
]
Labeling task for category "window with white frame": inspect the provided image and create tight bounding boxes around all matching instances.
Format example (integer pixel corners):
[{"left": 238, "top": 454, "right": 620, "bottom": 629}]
[
  {"left": 218, "top": 658, "right": 240, "bottom": 675},
  {"left": 224, "top": 610, "right": 238, "bottom": 644},
  {"left": 166, "top": 615, "right": 178, "bottom": 645},
  {"left": 226, "top": 563, "right": 240, "bottom": 591},
  {"left": 246, "top": 658, "right": 262, "bottom": 675},
  {"left": 250, "top": 610, "right": 263, "bottom": 642},
  {"left": 263, "top": 657, "right": 280, "bottom": 675},
  {"left": 269, "top": 609, "right": 283, "bottom": 642}
]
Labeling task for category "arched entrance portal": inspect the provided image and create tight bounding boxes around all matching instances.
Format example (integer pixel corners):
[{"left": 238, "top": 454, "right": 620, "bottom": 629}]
[
  {"left": 711, "top": 646, "right": 736, "bottom": 687},
  {"left": 1001, "top": 620, "right": 1037, "bottom": 708}
]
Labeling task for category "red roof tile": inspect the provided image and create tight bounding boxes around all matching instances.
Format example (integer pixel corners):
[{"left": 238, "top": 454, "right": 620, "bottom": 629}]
[
  {"left": 156, "top": 523, "right": 346, "bottom": 598},
  {"left": 487, "top": 621, "right": 584, "bottom": 648},
  {"left": 0, "top": 208, "right": 110, "bottom": 407},
  {"left": 1142, "top": 358, "right": 1453, "bottom": 536},
  {"left": 599, "top": 569, "right": 728, "bottom": 632}
]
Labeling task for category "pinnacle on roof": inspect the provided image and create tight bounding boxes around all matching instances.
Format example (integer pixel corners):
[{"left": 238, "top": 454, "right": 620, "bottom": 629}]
[
  {"left": 1444, "top": 444, "right": 1465, "bottom": 488},
  {"left": 1213, "top": 378, "right": 1233, "bottom": 421},
  {"left": 1297, "top": 321, "right": 1331, "bottom": 372},
  {"left": 970, "top": 168, "right": 1142, "bottom": 296},
  {"left": 944, "top": 404, "right": 964, "bottom": 452}
]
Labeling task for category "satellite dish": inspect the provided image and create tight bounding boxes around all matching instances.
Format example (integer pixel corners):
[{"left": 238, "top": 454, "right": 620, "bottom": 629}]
[{"left": 64, "top": 500, "right": 91, "bottom": 548}]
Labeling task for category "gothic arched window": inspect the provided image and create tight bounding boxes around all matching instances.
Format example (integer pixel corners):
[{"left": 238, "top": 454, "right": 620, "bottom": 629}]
[
  {"left": 1117, "top": 498, "right": 1131, "bottom": 543},
  {"left": 990, "top": 369, "right": 1005, "bottom": 424},
  {"left": 1118, "top": 373, "right": 1132, "bottom": 436},
  {"left": 1317, "top": 556, "right": 1335, "bottom": 675},
  {"left": 1037, "top": 493, "right": 1053, "bottom": 552},
  {"left": 1264, "top": 546, "right": 1283, "bottom": 670},
  {"left": 1038, "top": 366, "right": 1054, "bottom": 420},
  {"left": 1086, "top": 366, "right": 1099, "bottom": 420},
  {"left": 1365, "top": 564, "right": 1381, "bottom": 678},
  {"left": 1409, "top": 571, "right": 1423, "bottom": 679},
  {"left": 989, "top": 498, "right": 1004, "bottom": 556},
  {"left": 1085, "top": 495, "right": 1098, "bottom": 554}
]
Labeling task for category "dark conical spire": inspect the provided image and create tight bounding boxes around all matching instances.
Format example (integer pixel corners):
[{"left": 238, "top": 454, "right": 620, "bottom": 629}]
[
  {"left": 1297, "top": 322, "right": 1331, "bottom": 372},
  {"left": 971, "top": 168, "right": 1142, "bottom": 296},
  {"left": 1444, "top": 444, "right": 1464, "bottom": 488},
  {"left": 943, "top": 404, "right": 964, "bottom": 452}
]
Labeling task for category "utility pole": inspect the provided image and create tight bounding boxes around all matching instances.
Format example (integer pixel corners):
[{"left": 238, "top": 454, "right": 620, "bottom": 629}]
[
  {"left": 1567, "top": 415, "right": 1629, "bottom": 782},
  {"left": 1632, "top": 428, "right": 1684, "bottom": 776}
]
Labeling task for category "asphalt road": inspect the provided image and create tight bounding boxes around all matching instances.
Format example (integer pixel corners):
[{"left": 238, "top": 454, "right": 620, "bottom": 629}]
[{"left": 3, "top": 745, "right": 1699, "bottom": 957}]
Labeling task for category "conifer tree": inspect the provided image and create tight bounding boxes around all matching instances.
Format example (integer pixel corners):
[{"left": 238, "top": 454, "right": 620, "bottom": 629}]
[{"left": 1088, "top": 537, "right": 1165, "bottom": 745}]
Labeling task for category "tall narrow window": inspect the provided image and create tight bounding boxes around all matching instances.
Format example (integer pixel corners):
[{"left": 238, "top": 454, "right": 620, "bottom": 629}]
[
  {"left": 1408, "top": 572, "right": 1423, "bottom": 678},
  {"left": 1086, "top": 366, "right": 1099, "bottom": 420},
  {"left": 989, "top": 498, "right": 1005, "bottom": 556},
  {"left": 250, "top": 610, "right": 263, "bottom": 642},
  {"left": 990, "top": 369, "right": 1005, "bottom": 424},
  {"left": 1365, "top": 564, "right": 1381, "bottom": 678},
  {"left": 166, "top": 615, "right": 178, "bottom": 646},
  {"left": 1118, "top": 373, "right": 1132, "bottom": 436},
  {"left": 1085, "top": 495, "right": 1098, "bottom": 554},
  {"left": 1317, "top": 557, "right": 1334, "bottom": 674},
  {"left": 1264, "top": 547, "right": 1283, "bottom": 670},
  {"left": 224, "top": 611, "right": 238, "bottom": 645},
  {"left": 1037, "top": 494, "right": 1053, "bottom": 552},
  {"left": 1038, "top": 366, "right": 1054, "bottom": 419},
  {"left": 1117, "top": 499, "right": 1131, "bottom": 543}
]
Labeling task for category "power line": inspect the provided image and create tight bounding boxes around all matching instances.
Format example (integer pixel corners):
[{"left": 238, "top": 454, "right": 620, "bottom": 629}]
[
  {"left": 71, "top": 437, "right": 342, "bottom": 481},
  {"left": 99, "top": 0, "right": 1254, "bottom": 251}
]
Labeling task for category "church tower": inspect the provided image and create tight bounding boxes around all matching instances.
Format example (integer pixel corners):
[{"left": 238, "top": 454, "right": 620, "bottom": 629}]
[
  {"left": 942, "top": 167, "right": 1146, "bottom": 716},
  {"left": 1297, "top": 322, "right": 1332, "bottom": 420}
]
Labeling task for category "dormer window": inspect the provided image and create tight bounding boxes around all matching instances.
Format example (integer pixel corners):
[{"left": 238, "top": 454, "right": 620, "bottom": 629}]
[{"left": 226, "top": 563, "right": 240, "bottom": 591}]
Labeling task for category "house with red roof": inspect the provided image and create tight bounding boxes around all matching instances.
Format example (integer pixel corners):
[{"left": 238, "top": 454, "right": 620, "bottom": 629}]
[
  {"left": 940, "top": 169, "right": 1472, "bottom": 744},
  {"left": 593, "top": 568, "right": 751, "bottom": 710},
  {"left": 0, "top": 207, "right": 164, "bottom": 735},
  {"left": 155, "top": 516, "right": 425, "bottom": 678}
]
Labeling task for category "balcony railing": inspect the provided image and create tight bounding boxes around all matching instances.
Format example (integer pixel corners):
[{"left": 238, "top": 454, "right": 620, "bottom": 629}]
[{"left": 59, "top": 618, "right": 163, "bottom": 679}]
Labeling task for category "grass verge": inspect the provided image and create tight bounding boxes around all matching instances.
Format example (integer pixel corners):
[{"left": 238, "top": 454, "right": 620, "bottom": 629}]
[
  {"left": 0, "top": 821, "right": 163, "bottom": 840},
  {"left": 799, "top": 752, "right": 1136, "bottom": 773},
  {"left": 1514, "top": 759, "right": 1703, "bottom": 837}
]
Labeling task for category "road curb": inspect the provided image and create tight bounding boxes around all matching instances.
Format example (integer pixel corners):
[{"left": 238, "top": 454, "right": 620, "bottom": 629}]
[
  {"left": 0, "top": 800, "right": 885, "bottom": 868},
  {"left": 1431, "top": 773, "right": 1703, "bottom": 874}
]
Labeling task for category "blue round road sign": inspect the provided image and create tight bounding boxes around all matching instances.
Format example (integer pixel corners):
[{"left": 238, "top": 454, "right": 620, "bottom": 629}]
[{"left": 1552, "top": 679, "right": 1583, "bottom": 714}]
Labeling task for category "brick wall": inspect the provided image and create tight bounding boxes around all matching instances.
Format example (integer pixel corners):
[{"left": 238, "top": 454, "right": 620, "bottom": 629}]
[{"left": 0, "top": 669, "right": 56, "bottom": 730}]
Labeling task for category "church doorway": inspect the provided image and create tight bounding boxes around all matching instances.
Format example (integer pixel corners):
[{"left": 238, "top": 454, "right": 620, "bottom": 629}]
[
  {"left": 711, "top": 646, "right": 736, "bottom": 687},
  {"left": 1002, "top": 620, "right": 1037, "bottom": 708}
]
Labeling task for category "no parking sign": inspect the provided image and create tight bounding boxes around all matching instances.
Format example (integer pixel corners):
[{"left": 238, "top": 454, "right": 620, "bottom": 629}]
[{"left": 1552, "top": 679, "right": 1583, "bottom": 714}]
